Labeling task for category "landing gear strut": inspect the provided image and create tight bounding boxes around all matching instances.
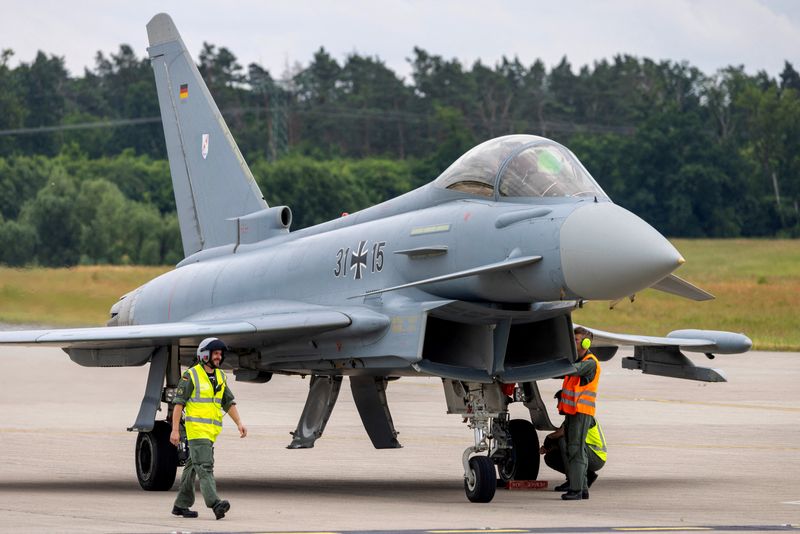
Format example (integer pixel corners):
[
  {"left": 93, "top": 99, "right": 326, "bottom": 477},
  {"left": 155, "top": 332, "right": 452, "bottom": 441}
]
[
  {"left": 444, "top": 380, "right": 505, "bottom": 502},
  {"left": 130, "top": 345, "right": 182, "bottom": 491}
]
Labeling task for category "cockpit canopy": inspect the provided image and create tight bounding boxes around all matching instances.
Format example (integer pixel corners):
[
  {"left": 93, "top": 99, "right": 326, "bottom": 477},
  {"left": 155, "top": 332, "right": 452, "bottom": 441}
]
[{"left": 433, "top": 135, "right": 607, "bottom": 200}]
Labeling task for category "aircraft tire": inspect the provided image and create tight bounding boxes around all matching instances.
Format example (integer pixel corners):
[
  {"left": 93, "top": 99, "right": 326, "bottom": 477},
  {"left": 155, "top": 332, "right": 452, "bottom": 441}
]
[
  {"left": 498, "top": 419, "right": 540, "bottom": 481},
  {"left": 135, "top": 420, "right": 178, "bottom": 491},
  {"left": 464, "top": 456, "right": 496, "bottom": 503}
]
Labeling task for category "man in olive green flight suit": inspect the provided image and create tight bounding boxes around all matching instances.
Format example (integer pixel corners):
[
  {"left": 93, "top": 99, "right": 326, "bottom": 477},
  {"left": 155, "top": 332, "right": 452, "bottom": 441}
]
[
  {"left": 169, "top": 337, "right": 247, "bottom": 520},
  {"left": 558, "top": 326, "right": 601, "bottom": 501}
]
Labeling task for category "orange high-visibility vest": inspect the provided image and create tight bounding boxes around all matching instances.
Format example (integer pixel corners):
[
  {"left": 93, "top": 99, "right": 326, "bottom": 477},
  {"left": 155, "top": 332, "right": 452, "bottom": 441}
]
[{"left": 558, "top": 353, "right": 601, "bottom": 416}]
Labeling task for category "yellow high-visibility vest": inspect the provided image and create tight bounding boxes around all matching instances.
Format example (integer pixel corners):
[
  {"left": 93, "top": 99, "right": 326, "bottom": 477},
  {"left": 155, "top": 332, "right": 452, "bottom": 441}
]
[
  {"left": 586, "top": 420, "right": 608, "bottom": 462},
  {"left": 184, "top": 364, "right": 226, "bottom": 442}
]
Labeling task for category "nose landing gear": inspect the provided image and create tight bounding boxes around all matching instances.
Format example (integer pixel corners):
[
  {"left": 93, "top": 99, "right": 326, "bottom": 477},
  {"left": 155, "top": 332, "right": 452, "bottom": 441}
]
[
  {"left": 444, "top": 379, "right": 541, "bottom": 503},
  {"left": 459, "top": 390, "right": 502, "bottom": 503}
]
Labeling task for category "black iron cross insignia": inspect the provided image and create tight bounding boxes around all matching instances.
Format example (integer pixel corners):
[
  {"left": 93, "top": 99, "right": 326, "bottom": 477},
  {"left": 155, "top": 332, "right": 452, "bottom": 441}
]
[{"left": 350, "top": 240, "right": 368, "bottom": 280}]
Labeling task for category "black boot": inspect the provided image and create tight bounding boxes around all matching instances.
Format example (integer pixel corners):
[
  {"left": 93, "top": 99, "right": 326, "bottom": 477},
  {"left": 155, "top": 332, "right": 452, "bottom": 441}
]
[
  {"left": 587, "top": 471, "right": 598, "bottom": 487},
  {"left": 213, "top": 500, "right": 230, "bottom": 520},
  {"left": 171, "top": 506, "right": 198, "bottom": 518},
  {"left": 561, "top": 490, "right": 583, "bottom": 500},
  {"left": 554, "top": 480, "right": 570, "bottom": 492}
]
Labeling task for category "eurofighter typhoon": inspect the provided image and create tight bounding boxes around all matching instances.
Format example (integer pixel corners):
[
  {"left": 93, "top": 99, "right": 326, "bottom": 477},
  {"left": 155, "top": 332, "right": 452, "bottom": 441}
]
[{"left": 0, "top": 13, "right": 751, "bottom": 502}]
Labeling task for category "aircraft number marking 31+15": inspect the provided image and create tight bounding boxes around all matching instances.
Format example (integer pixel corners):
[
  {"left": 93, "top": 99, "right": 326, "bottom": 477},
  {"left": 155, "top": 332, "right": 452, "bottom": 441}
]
[{"left": 334, "top": 240, "right": 387, "bottom": 280}]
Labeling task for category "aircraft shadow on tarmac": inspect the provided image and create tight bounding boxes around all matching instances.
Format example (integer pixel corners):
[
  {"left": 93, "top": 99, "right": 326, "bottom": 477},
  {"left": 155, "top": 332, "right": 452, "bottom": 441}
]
[
  {"left": 0, "top": 477, "right": 457, "bottom": 495},
  {"left": 0, "top": 475, "right": 697, "bottom": 499}
]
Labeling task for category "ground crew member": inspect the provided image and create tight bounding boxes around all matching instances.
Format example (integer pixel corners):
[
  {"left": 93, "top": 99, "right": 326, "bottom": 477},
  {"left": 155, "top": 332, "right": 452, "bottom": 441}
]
[
  {"left": 169, "top": 337, "right": 247, "bottom": 519},
  {"left": 557, "top": 326, "right": 601, "bottom": 500},
  {"left": 539, "top": 416, "right": 607, "bottom": 490}
]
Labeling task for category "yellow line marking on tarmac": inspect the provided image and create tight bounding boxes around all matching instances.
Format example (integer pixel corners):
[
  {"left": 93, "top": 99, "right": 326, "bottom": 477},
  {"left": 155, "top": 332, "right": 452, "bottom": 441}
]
[
  {"left": 604, "top": 395, "right": 800, "bottom": 413},
  {"left": 429, "top": 530, "right": 529, "bottom": 533},
  {"left": 613, "top": 528, "right": 712, "bottom": 532},
  {"left": 615, "top": 442, "right": 800, "bottom": 452}
]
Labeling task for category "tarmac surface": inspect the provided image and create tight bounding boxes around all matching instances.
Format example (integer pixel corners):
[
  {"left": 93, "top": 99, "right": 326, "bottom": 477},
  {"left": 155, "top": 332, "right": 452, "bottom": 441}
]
[{"left": 0, "top": 346, "right": 798, "bottom": 533}]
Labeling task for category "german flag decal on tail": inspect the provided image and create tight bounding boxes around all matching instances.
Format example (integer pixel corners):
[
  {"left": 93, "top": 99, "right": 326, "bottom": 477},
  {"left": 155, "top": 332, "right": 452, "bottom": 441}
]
[{"left": 179, "top": 84, "right": 188, "bottom": 99}]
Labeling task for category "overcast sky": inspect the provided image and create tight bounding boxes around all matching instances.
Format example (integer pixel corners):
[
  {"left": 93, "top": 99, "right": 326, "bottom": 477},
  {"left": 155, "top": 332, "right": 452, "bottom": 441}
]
[{"left": 2, "top": 0, "right": 799, "bottom": 82}]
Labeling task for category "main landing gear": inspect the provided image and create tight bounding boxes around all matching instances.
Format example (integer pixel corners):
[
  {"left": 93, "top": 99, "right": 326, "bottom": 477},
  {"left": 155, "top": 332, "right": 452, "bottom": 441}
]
[
  {"left": 135, "top": 420, "right": 179, "bottom": 490},
  {"left": 129, "top": 346, "right": 182, "bottom": 491},
  {"left": 443, "top": 380, "right": 544, "bottom": 503}
]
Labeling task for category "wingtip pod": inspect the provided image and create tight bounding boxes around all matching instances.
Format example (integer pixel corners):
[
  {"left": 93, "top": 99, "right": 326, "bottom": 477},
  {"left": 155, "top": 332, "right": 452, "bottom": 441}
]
[
  {"left": 667, "top": 329, "right": 753, "bottom": 354},
  {"left": 146, "top": 13, "right": 179, "bottom": 47}
]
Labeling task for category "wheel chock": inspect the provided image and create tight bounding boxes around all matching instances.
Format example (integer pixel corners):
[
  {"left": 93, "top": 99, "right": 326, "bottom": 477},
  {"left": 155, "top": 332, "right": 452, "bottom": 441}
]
[{"left": 502, "top": 480, "right": 549, "bottom": 490}]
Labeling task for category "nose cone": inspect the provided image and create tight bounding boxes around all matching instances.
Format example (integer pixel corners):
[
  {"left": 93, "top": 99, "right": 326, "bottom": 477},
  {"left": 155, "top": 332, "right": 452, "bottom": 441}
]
[{"left": 560, "top": 203, "right": 684, "bottom": 300}]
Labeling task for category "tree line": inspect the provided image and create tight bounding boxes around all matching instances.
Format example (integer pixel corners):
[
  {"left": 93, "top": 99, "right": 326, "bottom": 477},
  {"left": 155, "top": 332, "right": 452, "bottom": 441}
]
[{"left": 0, "top": 43, "right": 798, "bottom": 266}]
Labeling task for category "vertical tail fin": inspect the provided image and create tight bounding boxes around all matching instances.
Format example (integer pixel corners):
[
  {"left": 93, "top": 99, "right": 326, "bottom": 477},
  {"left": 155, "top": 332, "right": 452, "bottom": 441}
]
[{"left": 146, "top": 13, "right": 267, "bottom": 257}]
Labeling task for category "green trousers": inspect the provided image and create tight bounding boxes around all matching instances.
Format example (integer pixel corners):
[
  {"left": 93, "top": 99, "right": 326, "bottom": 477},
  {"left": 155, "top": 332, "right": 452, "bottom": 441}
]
[
  {"left": 564, "top": 412, "right": 593, "bottom": 491},
  {"left": 544, "top": 435, "right": 605, "bottom": 476},
  {"left": 174, "top": 438, "right": 219, "bottom": 509}
]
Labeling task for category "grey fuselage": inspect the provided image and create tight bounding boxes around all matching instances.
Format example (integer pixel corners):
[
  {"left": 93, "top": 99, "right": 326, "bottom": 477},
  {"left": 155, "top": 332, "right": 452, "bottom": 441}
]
[{"left": 110, "top": 180, "right": 677, "bottom": 377}]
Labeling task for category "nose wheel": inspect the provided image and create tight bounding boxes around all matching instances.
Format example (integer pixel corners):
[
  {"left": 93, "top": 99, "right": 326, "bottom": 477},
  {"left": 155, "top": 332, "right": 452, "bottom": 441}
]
[{"left": 464, "top": 455, "right": 496, "bottom": 503}]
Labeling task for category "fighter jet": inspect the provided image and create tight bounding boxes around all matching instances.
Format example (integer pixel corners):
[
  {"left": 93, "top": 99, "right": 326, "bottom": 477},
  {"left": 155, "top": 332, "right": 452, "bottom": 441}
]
[{"left": 0, "top": 13, "right": 751, "bottom": 503}]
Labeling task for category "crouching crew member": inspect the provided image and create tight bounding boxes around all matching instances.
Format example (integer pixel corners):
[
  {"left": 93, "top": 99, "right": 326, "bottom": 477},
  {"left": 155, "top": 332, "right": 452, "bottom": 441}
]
[{"left": 540, "top": 417, "right": 607, "bottom": 491}]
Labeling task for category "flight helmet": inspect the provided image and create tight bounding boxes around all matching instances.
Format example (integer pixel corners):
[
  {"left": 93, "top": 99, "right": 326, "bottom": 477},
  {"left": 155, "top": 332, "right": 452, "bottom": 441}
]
[{"left": 197, "top": 337, "right": 227, "bottom": 367}]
